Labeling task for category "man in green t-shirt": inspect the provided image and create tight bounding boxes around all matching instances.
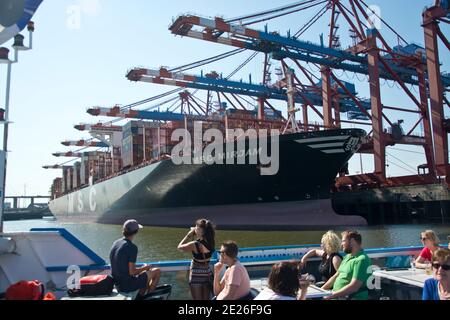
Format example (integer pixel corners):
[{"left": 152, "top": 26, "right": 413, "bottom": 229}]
[{"left": 324, "top": 230, "right": 372, "bottom": 300}]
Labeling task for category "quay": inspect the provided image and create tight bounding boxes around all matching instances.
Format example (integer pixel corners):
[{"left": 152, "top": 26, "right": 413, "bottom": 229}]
[
  {"left": 332, "top": 183, "right": 450, "bottom": 224},
  {"left": 3, "top": 196, "right": 52, "bottom": 221}
]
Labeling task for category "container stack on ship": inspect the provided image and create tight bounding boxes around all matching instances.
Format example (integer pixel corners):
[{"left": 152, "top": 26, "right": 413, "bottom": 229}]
[{"left": 44, "top": 0, "right": 450, "bottom": 229}]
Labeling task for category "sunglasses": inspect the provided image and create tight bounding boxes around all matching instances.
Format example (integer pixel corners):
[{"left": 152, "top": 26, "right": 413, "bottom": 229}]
[
  {"left": 219, "top": 251, "right": 226, "bottom": 255},
  {"left": 432, "top": 263, "right": 450, "bottom": 271},
  {"left": 420, "top": 237, "right": 429, "bottom": 241}
]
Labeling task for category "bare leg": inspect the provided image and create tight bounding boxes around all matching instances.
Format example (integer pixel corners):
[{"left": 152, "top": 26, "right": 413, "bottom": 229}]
[
  {"left": 190, "top": 284, "right": 204, "bottom": 300},
  {"left": 139, "top": 268, "right": 161, "bottom": 296},
  {"left": 200, "top": 284, "right": 211, "bottom": 300},
  {"left": 139, "top": 287, "right": 147, "bottom": 296},
  {"left": 146, "top": 268, "right": 161, "bottom": 293}
]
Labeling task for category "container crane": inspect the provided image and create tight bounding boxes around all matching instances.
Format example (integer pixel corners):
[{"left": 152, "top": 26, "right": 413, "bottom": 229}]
[
  {"left": 52, "top": 152, "right": 84, "bottom": 158},
  {"left": 42, "top": 165, "right": 73, "bottom": 170},
  {"left": 126, "top": 67, "right": 372, "bottom": 121},
  {"left": 168, "top": 15, "right": 450, "bottom": 87},
  {"left": 165, "top": 1, "right": 448, "bottom": 186},
  {"left": 87, "top": 105, "right": 188, "bottom": 122},
  {"left": 61, "top": 140, "right": 109, "bottom": 148},
  {"left": 74, "top": 123, "right": 123, "bottom": 133},
  {"left": 422, "top": 0, "right": 450, "bottom": 181}
]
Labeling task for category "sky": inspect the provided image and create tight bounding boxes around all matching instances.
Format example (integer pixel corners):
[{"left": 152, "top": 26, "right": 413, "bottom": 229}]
[{"left": 0, "top": 0, "right": 448, "bottom": 199}]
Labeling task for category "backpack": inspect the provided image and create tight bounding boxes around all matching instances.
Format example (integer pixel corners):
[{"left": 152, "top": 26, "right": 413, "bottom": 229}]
[
  {"left": 6, "top": 280, "right": 45, "bottom": 300},
  {"left": 68, "top": 275, "right": 114, "bottom": 297}
]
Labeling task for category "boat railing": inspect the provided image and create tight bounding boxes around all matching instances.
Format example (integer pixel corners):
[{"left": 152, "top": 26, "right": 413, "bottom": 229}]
[{"left": 22, "top": 229, "right": 426, "bottom": 274}]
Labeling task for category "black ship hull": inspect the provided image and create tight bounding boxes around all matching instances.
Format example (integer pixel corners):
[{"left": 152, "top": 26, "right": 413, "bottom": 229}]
[{"left": 49, "top": 129, "right": 368, "bottom": 229}]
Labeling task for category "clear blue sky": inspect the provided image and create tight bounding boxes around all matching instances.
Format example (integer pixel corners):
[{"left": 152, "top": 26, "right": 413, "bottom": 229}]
[{"left": 0, "top": 0, "right": 448, "bottom": 198}]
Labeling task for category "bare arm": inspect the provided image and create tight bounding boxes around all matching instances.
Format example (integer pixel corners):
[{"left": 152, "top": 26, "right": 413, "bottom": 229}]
[
  {"left": 332, "top": 256, "right": 342, "bottom": 273},
  {"left": 177, "top": 228, "right": 196, "bottom": 252},
  {"left": 300, "top": 249, "right": 324, "bottom": 267},
  {"left": 321, "top": 256, "right": 342, "bottom": 289},
  {"left": 321, "top": 271, "right": 339, "bottom": 290},
  {"left": 297, "top": 284, "right": 309, "bottom": 300},
  {"left": 325, "top": 278, "right": 362, "bottom": 300},
  {"left": 177, "top": 240, "right": 197, "bottom": 253},
  {"left": 213, "top": 263, "right": 225, "bottom": 297},
  {"left": 128, "top": 262, "right": 150, "bottom": 276},
  {"left": 217, "top": 284, "right": 239, "bottom": 300},
  {"left": 414, "top": 256, "right": 430, "bottom": 269}
]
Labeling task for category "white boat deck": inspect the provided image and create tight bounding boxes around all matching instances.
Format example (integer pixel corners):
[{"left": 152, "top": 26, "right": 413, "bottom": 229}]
[
  {"left": 250, "top": 278, "right": 331, "bottom": 299},
  {"left": 373, "top": 268, "right": 433, "bottom": 288}
]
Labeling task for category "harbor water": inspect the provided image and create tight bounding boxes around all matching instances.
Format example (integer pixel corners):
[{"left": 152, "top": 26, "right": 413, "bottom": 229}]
[{"left": 4, "top": 219, "right": 450, "bottom": 299}]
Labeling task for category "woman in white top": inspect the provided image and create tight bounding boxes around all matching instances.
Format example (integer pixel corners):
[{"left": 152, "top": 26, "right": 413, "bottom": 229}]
[{"left": 255, "top": 261, "right": 309, "bottom": 300}]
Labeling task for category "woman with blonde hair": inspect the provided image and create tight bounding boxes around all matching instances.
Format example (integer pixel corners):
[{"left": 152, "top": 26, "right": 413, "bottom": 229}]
[
  {"left": 415, "top": 230, "right": 441, "bottom": 269},
  {"left": 299, "top": 231, "right": 342, "bottom": 289}
]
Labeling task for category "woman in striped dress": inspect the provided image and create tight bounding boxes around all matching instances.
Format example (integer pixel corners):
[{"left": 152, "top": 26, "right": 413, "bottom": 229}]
[{"left": 178, "top": 219, "right": 216, "bottom": 300}]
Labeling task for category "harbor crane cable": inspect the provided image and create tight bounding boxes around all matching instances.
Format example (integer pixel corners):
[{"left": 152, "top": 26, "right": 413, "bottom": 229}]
[
  {"left": 226, "top": 52, "right": 259, "bottom": 80},
  {"left": 104, "top": 48, "right": 249, "bottom": 123},
  {"left": 387, "top": 151, "right": 420, "bottom": 173},
  {"left": 240, "top": 0, "right": 329, "bottom": 27},
  {"left": 359, "top": 0, "right": 409, "bottom": 46},
  {"left": 225, "top": 0, "right": 323, "bottom": 23},
  {"left": 169, "top": 48, "right": 247, "bottom": 73},
  {"left": 293, "top": 3, "right": 330, "bottom": 39}
]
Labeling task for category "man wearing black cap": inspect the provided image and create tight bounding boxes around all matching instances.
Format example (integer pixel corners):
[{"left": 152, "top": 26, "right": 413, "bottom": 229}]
[{"left": 110, "top": 219, "right": 161, "bottom": 296}]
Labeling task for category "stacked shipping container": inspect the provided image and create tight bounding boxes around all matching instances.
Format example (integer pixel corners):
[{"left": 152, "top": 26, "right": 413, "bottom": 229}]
[
  {"left": 72, "top": 162, "right": 81, "bottom": 189},
  {"left": 67, "top": 167, "right": 73, "bottom": 192},
  {"left": 122, "top": 121, "right": 165, "bottom": 167},
  {"left": 80, "top": 151, "right": 121, "bottom": 185},
  {"left": 61, "top": 168, "right": 69, "bottom": 194},
  {"left": 51, "top": 112, "right": 288, "bottom": 197},
  {"left": 51, "top": 177, "right": 62, "bottom": 199}
]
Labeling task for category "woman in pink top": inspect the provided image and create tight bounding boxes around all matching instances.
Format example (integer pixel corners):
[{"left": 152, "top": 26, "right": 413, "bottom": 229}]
[
  {"left": 415, "top": 230, "right": 441, "bottom": 269},
  {"left": 214, "top": 241, "right": 251, "bottom": 300}
]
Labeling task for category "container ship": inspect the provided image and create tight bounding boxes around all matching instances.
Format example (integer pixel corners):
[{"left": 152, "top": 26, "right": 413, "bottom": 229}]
[
  {"left": 43, "top": 3, "right": 389, "bottom": 229},
  {"left": 47, "top": 105, "right": 367, "bottom": 229}
]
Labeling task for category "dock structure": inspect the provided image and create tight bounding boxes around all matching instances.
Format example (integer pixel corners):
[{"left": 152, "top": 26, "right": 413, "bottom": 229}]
[
  {"left": 3, "top": 195, "right": 52, "bottom": 221},
  {"left": 5, "top": 195, "right": 50, "bottom": 209},
  {"left": 332, "top": 183, "right": 450, "bottom": 224}
]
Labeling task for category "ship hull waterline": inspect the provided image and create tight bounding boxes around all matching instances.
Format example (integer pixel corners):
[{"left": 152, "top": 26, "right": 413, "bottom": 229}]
[{"left": 49, "top": 129, "right": 368, "bottom": 230}]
